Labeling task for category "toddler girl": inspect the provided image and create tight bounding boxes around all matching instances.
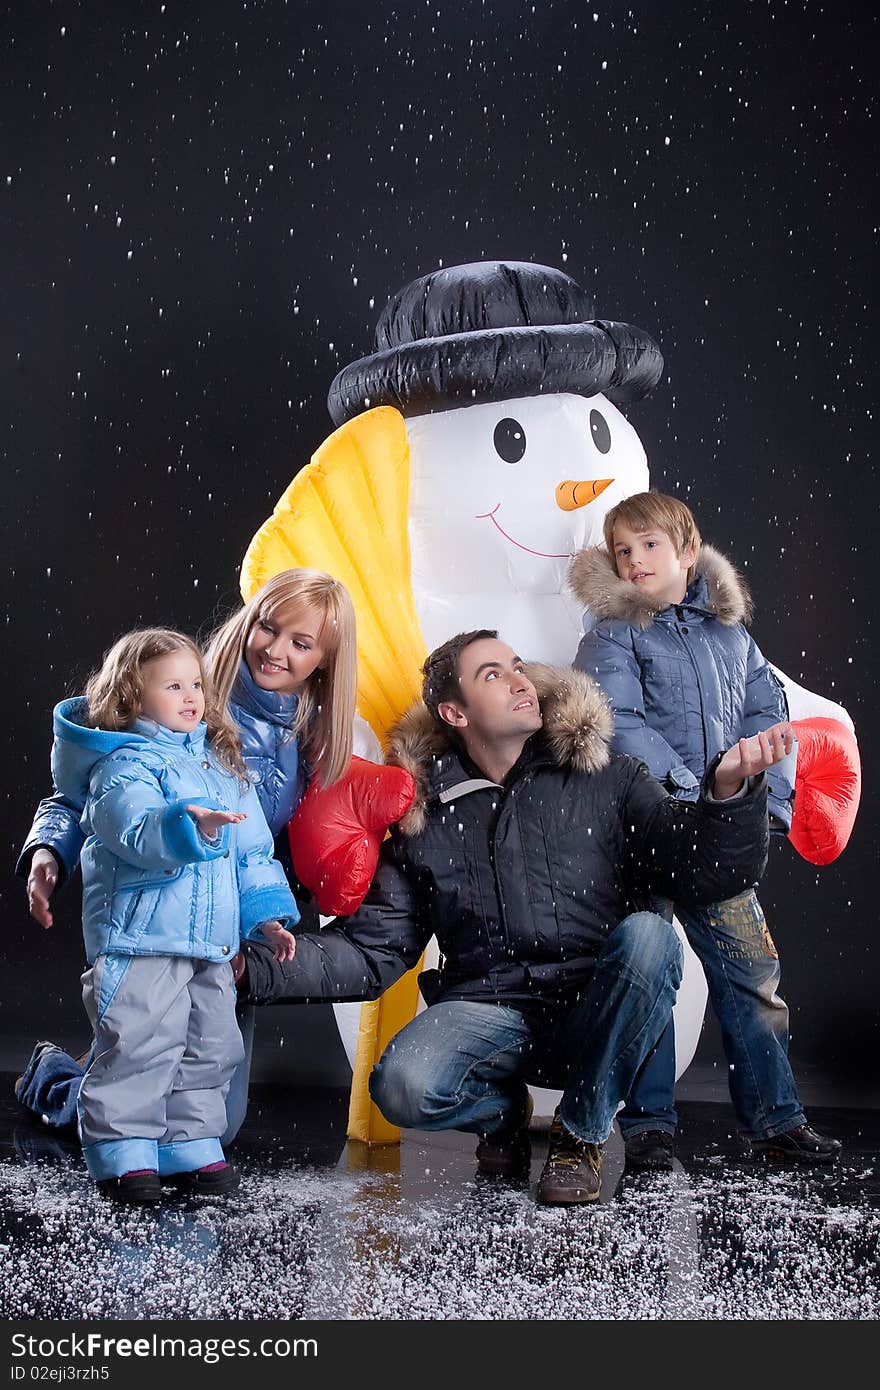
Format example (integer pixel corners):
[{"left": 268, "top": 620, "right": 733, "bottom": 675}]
[{"left": 54, "top": 628, "right": 298, "bottom": 1202}]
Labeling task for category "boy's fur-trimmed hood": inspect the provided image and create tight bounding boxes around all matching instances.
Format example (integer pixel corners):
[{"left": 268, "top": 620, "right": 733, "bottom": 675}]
[
  {"left": 386, "top": 664, "right": 614, "bottom": 836},
  {"left": 568, "top": 543, "right": 753, "bottom": 630}
]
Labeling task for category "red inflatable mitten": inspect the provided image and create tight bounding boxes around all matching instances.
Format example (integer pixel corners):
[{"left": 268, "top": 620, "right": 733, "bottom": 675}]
[
  {"left": 287, "top": 756, "right": 415, "bottom": 915},
  {"left": 788, "top": 717, "right": 861, "bottom": 866}
]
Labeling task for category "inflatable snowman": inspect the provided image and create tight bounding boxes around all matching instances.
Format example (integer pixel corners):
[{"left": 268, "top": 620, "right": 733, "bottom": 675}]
[{"left": 243, "top": 261, "right": 858, "bottom": 1141}]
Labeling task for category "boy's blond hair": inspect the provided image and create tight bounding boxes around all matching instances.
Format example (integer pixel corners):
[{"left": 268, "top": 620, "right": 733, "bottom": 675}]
[
  {"left": 603, "top": 491, "right": 702, "bottom": 583},
  {"left": 84, "top": 628, "right": 248, "bottom": 782},
  {"left": 205, "top": 569, "right": 357, "bottom": 788}
]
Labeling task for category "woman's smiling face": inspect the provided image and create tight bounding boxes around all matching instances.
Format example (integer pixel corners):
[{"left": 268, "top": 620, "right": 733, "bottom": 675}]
[{"left": 245, "top": 601, "right": 327, "bottom": 695}]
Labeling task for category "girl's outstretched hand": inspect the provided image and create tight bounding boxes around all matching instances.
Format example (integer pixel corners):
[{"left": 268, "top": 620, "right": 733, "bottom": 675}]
[
  {"left": 26, "top": 847, "right": 59, "bottom": 929},
  {"left": 186, "top": 805, "right": 247, "bottom": 839},
  {"left": 713, "top": 722, "right": 795, "bottom": 801},
  {"left": 260, "top": 919, "right": 297, "bottom": 963}
]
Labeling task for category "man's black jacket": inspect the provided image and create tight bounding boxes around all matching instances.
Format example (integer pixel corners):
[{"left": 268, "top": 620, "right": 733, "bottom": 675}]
[{"left": 242, "top": 665, "right": 770, "bottom": 1011}]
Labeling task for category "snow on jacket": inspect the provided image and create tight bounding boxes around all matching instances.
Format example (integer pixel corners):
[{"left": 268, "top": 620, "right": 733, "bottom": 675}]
[
  {"left": 49, "top": 698, "right": 299, "bottom": 965},
  {"left": 570, "top": 544, "right": 794, "bottom": 831},
  {"left": 241, "top": 664, "right": 771, "bottom": 1012},
  {"left": 17, "top": 659, "right": 307, "bottom": 885}
]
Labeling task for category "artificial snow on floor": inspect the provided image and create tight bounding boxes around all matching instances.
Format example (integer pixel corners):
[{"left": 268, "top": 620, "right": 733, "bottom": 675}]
[{"left": 0, "top": 1151, "right": 877, "bottom": 1320}]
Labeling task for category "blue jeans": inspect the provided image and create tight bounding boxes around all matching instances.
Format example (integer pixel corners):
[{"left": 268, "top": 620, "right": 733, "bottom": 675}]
[
  {"left": 370, "top": 912, "right": 683, "bottom": 1146},
  {"left": 621, "top": 890, "right": 806, "bottom": 1141}
]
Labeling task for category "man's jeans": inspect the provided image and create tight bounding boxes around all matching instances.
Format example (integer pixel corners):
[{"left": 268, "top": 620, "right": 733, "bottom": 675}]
[
  {"left": 370, "top": 912, "right": 683, "bottom": 1146},
  {"left": 621, "top": 890, "right": 806, "bottom": 1142}
]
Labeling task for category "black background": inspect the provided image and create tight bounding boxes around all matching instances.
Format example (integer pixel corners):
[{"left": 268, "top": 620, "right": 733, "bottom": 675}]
[{"left": 2, "top": 1, "right": 876, "bottom": 1085}]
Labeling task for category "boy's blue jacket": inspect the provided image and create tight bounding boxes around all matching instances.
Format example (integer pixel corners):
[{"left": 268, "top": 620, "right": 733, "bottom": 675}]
[
  {"left": 47, "top": 698, "right": 299, "bottom": 965},
  {"left": 17, "top": 660, "right": 306, "bottom": 886},
  {"left": 570, "top": 543, "right": 794, "bottom": 830}
]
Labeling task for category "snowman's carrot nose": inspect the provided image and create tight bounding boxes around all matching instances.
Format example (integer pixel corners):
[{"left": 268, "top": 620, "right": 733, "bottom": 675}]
[{"left": 555, "top": 479, "right": 614, "bottom": 511}]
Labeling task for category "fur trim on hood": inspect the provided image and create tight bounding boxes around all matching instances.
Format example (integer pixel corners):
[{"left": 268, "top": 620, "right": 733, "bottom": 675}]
[
  {"left": 567, "top": 542, "right": 753, "bottom": 630},
  {"left": 387, "top": 664, "right": 613, "bottom": 836}
]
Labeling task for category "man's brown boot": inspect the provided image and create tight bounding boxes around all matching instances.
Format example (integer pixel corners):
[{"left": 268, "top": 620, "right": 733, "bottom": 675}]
[{"left": 537, "top": 1114, "right": 602, "bottom": 1205}]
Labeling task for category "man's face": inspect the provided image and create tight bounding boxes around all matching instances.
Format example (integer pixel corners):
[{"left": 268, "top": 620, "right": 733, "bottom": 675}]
[{"left": 438, "top": 638, "right": 543, "bottom": 743}]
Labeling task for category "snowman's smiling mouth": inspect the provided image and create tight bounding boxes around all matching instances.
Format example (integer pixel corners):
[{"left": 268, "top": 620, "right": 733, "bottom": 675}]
[{"left": 475, "top": 503, "right": 573, "bottom": 559}]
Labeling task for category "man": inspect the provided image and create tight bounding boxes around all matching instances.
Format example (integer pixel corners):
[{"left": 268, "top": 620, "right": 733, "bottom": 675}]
[{"left": 241, "top": 630, "right": 792, "bottom": 1206}]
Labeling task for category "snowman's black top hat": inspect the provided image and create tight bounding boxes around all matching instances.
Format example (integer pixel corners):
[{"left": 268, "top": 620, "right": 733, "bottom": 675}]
[{"left": 327, "top": 260, "right": 663, "bottom": 426}]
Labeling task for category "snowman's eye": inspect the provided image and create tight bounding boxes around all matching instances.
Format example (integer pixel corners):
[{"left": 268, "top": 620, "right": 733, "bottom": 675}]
[
  {"left": 493, "top": 418, "right": 527, "bottom": 464},
  {"left": 589, "top": 409, "right": 612, "bottom": 454}
]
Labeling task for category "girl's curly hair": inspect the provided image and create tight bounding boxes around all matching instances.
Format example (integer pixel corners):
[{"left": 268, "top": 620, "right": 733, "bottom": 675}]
[{"left": 84, "top": 627, "right": 248, "bottom": 784}]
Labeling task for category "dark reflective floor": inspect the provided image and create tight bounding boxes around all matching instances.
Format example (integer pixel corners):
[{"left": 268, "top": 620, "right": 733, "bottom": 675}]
[{"left": 1, "top": 1076, "right": 878, "bottom": 1321}]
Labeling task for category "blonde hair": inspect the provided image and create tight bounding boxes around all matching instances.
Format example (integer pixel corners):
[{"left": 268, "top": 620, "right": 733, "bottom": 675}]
[
  {"left": 84, "top": 628, "right": 248, "bottom": 782},
  {"left": 205, "top": 569, "right": 357, "bottom": 787},
  {"left": 603, "top": 490, "right": 702, "bottom": 583}
]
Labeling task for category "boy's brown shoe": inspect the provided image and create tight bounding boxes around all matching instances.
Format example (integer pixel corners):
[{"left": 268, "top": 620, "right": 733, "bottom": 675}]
[
  {"left": 537, "top": 1115, "right": 602, "bottom": 1205},
  {"left": 624, "top": 1129, "right": 675, "bottom": 1173},
  {"left": 475, "top": 1093, "right": 534, "bottom": 1180},
  {"left": 749, "top": 1123, "right": 841, "bottom": 1166}
]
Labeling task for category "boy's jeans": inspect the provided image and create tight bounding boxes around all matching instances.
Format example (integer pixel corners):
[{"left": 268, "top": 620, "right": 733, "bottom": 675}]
[
  {"left": 620, "top": 890, "right": 806, "bottom": 1142},
  {"left": 370, "top": 912, "right": 683, "bottom": 1146}
]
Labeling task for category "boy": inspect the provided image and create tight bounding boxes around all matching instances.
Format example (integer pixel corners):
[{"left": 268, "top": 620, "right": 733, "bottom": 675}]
[{"left": 571, "top": 490, "right": 840, "bottom": 1169}]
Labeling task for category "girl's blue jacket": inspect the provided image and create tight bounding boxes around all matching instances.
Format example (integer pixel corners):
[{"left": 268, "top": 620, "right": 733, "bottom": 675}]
[
  {"left": 48, "top": 699, "right": 298, "bottom": 966},
  {"left": 570, "top": 543, "right": 795, "bottom": 831},
  {"left": 17, "top": 660, "right": 307, "bottom": 886}
]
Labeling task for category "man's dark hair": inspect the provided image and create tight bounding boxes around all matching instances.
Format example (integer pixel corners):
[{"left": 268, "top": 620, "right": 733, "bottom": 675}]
[{"left": 421, "top": 629, "right": 498, "bottom": 727}]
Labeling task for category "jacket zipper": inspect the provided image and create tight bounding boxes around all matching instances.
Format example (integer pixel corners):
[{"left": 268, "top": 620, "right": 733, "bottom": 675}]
[
  {"left": 193, "top": 746, "right": 222, "bottom": 950},
  {"left": 674, "top": 606, "right": 710, "bottom": 771},
  {"left": 120, "top": 889, "right": 143, "bottom": 937}
]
